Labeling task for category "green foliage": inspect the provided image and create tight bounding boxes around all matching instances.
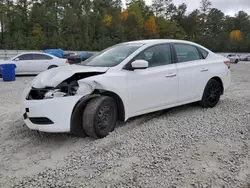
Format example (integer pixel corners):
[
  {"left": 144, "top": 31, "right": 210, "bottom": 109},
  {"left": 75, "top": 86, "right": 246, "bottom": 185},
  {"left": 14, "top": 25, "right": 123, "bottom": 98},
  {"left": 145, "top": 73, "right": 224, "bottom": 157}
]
[{"left": 0, "top": 0, "right": 249, "bottom": 52}]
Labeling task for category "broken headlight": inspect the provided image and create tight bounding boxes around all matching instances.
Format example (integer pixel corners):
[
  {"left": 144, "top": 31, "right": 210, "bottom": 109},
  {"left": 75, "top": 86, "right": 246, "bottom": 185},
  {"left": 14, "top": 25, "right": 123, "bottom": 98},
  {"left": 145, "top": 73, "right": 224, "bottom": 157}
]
[
  {"left": 44, "top": 89, "right": 67, "bottom": 99},
  {"left": 44, "top": 81, "right": 79, "bottom": 99}
]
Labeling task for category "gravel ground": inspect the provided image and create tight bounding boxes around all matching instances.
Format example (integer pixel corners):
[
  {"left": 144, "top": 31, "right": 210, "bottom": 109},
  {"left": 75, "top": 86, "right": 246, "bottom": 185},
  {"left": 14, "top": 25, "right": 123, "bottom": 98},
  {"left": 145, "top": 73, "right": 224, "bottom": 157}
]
[{"left": 0, "top": 62, "right": 250, "bottom": 188}]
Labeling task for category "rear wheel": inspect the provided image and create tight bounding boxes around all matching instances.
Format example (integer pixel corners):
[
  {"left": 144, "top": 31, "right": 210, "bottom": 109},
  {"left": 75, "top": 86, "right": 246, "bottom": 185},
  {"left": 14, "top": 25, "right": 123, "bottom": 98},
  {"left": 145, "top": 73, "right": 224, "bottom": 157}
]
[
  {"left": 82, "top": 96, "right": 117, "bottom": 138},
  {"left": 234, "top": 59, "right": 239, "bottom": 64},
  {"left": 200, "top": 79, "right": 222, "bottom": 108}
]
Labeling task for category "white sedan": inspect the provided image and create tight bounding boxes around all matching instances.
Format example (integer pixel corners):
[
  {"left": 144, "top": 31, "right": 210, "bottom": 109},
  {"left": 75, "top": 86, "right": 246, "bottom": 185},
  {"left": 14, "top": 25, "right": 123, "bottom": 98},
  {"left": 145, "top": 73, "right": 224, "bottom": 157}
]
[
  {"left": 22, "top": 39, "right": 231, "bottom": 139},
  {"left": 1, "top": 52, "right": 69, "bottom": 75}
]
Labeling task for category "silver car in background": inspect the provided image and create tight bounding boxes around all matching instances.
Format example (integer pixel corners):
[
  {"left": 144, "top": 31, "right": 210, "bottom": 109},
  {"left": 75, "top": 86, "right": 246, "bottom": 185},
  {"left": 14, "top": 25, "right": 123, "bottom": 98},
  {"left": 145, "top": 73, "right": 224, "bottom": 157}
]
[{"left": 243, "top": 55, "right": 250, "bottom": 61}]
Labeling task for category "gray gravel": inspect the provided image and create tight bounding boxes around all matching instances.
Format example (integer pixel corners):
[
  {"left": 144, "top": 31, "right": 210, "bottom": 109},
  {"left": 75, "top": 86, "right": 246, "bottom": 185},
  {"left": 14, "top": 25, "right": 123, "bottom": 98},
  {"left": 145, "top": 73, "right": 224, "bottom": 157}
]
[{"left": 0, "top": 62, "right": 250, "bottom": 188}]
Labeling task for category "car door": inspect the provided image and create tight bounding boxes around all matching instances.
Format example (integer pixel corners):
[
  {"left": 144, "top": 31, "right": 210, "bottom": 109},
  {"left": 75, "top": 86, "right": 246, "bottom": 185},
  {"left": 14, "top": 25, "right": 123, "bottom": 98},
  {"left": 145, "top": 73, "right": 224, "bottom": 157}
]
[
  {"left": 33, "top": 54, "right": 53, "bottom": 72},
  {"left": 126, "top": 44, "right": 178, "bottom": 116},
  {"left": 13, "top": 53, "right": 34, "bottom": 73},
  {"left": 173, "top": 43, "right": 211, "bottom": 103}
]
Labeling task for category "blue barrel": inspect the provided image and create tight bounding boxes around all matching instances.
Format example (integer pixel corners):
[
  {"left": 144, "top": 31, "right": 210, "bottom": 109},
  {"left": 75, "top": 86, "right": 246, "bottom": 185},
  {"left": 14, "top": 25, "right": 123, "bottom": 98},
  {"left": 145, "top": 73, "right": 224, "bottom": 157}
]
[{"left": 0, "top": 64, "right": 16, "bottom": 81}]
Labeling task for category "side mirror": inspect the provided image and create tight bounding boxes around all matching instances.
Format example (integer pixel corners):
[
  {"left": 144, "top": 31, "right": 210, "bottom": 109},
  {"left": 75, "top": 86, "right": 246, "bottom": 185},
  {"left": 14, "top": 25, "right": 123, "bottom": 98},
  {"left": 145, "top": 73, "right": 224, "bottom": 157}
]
[
  {"left": 14, "top": 58, "right": 19, "bottom": 61},
  {"left": 131, "top": 60, "right": 148, "bottom": 70}
]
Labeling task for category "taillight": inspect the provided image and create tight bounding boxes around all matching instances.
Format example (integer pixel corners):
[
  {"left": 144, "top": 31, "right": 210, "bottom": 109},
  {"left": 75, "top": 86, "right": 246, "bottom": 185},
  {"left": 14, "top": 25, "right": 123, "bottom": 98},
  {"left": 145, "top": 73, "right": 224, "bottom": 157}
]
[
  {"left": 66, "top": 60, "right": 69, "bottom": 64},
  {"left": 224, "top": 60, "right": 230, "bottom": 69}
]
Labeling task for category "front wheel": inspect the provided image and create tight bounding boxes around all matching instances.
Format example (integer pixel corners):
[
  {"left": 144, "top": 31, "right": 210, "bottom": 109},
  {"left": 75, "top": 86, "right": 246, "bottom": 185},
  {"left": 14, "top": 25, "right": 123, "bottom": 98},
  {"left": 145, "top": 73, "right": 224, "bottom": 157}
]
[
  {"left": 200, "top": 79, "right": 222, "bottom": 108},
  {"left": 234, "top": 59, "right": 239, "bottom": 64},
  {"left": 82, "top": 96, "right": 117, "bottom": 138}
]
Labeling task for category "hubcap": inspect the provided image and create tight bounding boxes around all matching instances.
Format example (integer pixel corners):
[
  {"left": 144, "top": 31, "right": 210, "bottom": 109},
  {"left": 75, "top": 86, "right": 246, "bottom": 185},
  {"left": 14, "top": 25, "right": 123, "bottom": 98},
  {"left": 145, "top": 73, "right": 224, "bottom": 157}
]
[{"left": 96, "top": 105, "right": 113, "bottom": 132}]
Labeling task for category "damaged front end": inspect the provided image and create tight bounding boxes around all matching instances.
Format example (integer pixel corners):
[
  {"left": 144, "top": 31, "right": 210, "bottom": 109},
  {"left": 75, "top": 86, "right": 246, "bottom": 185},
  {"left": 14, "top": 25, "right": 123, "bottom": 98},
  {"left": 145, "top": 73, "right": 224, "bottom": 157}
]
[{"left": 26, "top": 72, "right": 104, "bottom": 100}]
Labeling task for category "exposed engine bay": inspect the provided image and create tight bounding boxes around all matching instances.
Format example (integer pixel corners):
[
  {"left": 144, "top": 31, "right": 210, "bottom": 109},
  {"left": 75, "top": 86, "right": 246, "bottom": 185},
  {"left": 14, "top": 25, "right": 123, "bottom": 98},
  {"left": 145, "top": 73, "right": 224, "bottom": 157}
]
[{"left": 27, "top": 72, "right": 104, "bottom": 100}]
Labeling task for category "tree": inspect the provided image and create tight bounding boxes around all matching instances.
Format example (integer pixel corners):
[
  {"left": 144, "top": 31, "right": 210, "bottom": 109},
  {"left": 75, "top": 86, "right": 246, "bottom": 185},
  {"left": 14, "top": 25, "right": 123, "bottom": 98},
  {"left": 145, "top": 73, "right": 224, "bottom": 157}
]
[
  {"left": 103, "top": 14, "right": 112, "bottom": 26},
  {"left": 127, "top": 1, "right": 144, "bottom": 29},
  {"left": 152, "top": 0, "right": 173, "bottom": 18},
  {"left": 199, "top": 0, "right": 212, "bottom": 34},
  {"left": 144, "top": 15, "right": 157, "bottom": 37},
  {"left": 0, "top": 0, "right": 249, "bottom": 52},
  {"left": 156, "top": 17, "right": 185, "bottom": 39},
  {"left": 200, "top": 0, "right": 211, "bottom": 14},
  {"left": 180, "top": 9, "right": 200, "bottom": 40},
  {"left": 0, "top": 1, "right": 8, "bottom": 48},
  {"left": 121, "top": 10, "right": 128, "bottom": 21},
  {"left": 206, "top": 8, "right": 224, "bottom": 35},
  {"left": 171, "top": 3, "right": 187, "bottom": 23}
]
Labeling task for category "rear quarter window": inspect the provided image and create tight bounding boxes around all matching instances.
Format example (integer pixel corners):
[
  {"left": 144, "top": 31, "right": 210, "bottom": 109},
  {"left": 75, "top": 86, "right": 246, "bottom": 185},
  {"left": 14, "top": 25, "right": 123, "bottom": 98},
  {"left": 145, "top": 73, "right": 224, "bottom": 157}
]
[
  {"left": 33, "top": 54, "right": 53, "bottom": 60},
  {"left": 198, "top": 48, "right": 209, "bottom": 58},
  {"left": 173, "top": 43, "right": 202, "bottom": 62}
]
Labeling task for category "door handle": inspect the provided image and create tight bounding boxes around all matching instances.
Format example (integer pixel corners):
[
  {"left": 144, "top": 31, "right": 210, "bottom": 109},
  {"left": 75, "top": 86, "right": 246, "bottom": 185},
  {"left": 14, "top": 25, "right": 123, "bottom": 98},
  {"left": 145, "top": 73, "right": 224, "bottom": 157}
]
[
  {"left": 201, "top": 68, "right": 208, "bottom": 72},
  {"left": 166, "top": 73, "right": 177, "bottom": 78}
]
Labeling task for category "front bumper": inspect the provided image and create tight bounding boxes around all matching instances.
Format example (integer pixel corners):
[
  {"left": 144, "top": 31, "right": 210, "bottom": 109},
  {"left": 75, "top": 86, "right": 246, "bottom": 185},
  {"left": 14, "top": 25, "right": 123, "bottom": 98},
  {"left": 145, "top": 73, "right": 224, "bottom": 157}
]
[{"left": 21, "top": 90, "right": 82, "bottom": 133}]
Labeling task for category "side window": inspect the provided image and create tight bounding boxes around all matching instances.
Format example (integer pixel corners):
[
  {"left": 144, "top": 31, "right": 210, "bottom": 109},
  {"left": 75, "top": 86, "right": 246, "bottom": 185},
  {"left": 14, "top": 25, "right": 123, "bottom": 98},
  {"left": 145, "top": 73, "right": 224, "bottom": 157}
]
[
  {"left": 17, "top": 54, "right": 33, "bottom": 60},
  {"left": 198, "top": 47, "right": 209, "bottom": 58},
  {"left": 33, "top": 54, "right": 53, "bottom": 60},
  {"left": 134, "top": 44, "right": 171, "bottom": 67},
  {"left": 174, "top": 44, "right": 202, "bottom": 63}
]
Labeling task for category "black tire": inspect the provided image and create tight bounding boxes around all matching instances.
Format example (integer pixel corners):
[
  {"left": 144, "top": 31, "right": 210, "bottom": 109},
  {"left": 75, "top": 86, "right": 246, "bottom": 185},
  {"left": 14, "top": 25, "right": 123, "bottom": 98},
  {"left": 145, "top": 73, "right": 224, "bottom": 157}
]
[
  {"left": 234, "top": 59, "right": 239, "bottom": 64},
  {"left": 200, "top": 79, "right": 222, "bottom": 108},
  {"left": 48, "top": 65, "right": 58, "bottom": 69},
  {"left": 82, "top": 96, "right": 117, "bottom": 138}
]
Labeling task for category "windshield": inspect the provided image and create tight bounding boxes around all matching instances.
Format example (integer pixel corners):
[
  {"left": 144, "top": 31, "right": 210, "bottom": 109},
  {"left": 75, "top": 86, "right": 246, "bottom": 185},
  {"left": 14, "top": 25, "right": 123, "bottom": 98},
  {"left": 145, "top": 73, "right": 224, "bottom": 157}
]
[{"left": 80, "top": 43, "right": 144, "bottom": 67}]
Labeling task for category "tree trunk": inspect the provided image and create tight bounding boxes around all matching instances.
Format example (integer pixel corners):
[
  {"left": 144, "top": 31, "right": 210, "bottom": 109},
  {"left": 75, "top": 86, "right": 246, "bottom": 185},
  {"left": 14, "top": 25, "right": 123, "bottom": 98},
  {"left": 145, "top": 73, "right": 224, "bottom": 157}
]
[
  {"left": 85, "top": 12, "right": 89, "bottom": 48},
  {"left": 1, "top": 20, "right": 4, "bottom": 48}
]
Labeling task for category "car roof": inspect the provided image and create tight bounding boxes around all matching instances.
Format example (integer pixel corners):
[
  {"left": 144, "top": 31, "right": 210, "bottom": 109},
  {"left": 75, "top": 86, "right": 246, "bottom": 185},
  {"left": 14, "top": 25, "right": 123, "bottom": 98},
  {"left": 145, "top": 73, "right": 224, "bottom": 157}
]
[
  {"left": 122, "top": 39, "right": 201, "bottom": 46},
  {"left": 121, "top": 39, "right": 212, "bottom": 52},
  {"left": 19, "top": 52, "right": 49, "bottom": 55},
  {"left": 17, "top": 52, "right": 57, "bottom": 58}
]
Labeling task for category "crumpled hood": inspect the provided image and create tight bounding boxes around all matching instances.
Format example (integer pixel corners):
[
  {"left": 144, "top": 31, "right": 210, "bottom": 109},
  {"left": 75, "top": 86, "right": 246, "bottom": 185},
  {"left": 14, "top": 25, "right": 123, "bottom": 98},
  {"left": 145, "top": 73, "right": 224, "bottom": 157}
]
[{"left": 31, "top": 65, "right": 109, "bottom": 88}]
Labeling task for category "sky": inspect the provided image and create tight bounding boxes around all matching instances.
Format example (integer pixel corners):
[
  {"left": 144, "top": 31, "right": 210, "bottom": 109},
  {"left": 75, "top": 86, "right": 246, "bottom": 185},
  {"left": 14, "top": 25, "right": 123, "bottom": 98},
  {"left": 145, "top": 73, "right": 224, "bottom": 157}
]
[{"left": 122, "top": 0, "right": 250, "bottom": 16}]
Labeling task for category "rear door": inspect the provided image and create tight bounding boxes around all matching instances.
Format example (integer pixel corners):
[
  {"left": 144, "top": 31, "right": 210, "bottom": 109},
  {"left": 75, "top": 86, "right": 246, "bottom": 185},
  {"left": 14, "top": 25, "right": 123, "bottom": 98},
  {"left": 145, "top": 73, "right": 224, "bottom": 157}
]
[
  {"left": 172, "top": 43, "right": 211, "bottom": 103},
  {"left": 32, "top": 54, "right": 54, "bottom": 72}
]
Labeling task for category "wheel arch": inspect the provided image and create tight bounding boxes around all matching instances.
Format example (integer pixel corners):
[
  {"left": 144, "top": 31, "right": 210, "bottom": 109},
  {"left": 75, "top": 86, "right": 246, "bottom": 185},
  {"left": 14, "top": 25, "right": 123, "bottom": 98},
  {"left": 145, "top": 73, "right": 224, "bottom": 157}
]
[
  {"left": 210, "top": 76, "right": 224, "bottom": 95},
  {"left": 70, "top": 90, "right": 126, "bottom": 137},
  {"left": 70, "top": 94, "right": 99, "bottom": 137},
  {"left": 48, "top": 65, "right": 58, "bottom": 69}
]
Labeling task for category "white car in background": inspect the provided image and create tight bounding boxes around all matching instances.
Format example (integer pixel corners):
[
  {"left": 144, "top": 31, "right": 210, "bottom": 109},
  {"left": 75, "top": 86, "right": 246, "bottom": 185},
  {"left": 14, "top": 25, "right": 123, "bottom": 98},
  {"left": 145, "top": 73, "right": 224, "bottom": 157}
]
[
  {"left": 226, "top": 53, "right": 240, "bottom": 64},
  {"left": 1, "top": 52, "right": 69, "bottom": 75},
  {"left": 22, "top": 39, "right": 231, "bottom": 139}
]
